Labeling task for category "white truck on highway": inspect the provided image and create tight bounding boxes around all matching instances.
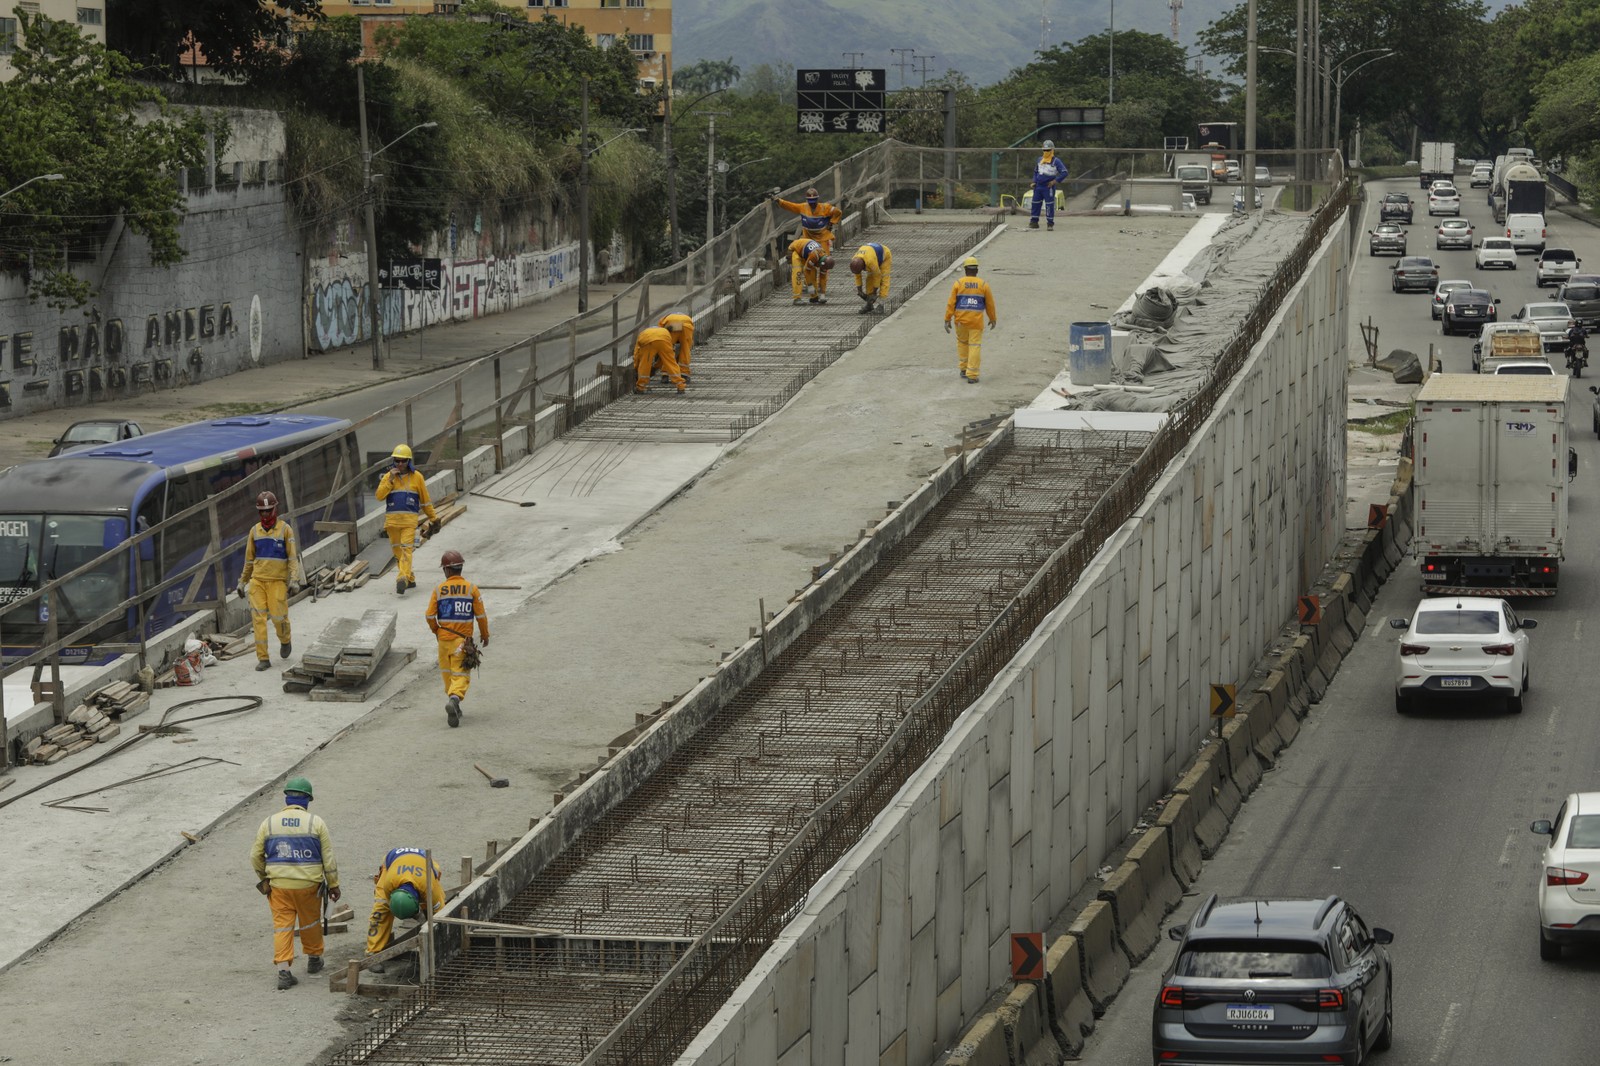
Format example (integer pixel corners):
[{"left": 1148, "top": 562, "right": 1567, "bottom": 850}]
[
  {"left": 1413, "top": 374, "right": 1571, "bottom": 596},
  {"left": 1420, "top": 141, "right": 1456, "bottom": 189}
]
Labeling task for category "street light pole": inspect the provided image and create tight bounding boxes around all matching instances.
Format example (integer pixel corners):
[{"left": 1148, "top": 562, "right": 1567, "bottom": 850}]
[
  {"left": 1294, "top": 0, "right": 1305, "bottom": 195},
  {"left": 1332, "top": 51, "right": 1396, "bottom": 165},
  {"left": 663, "top": 54, "right": 680, "bottom": 263},
  {"left": 357, "top": 64, "right": 385, "bottom": 371},
  {"left": 0, "top": 172, "right": 64, "bottom": 202},
  {"left": 1244, "top": 0, "right": 1257, "bottom": 211},
  {"left": 704, "top": 111, "right": 729, "bottom": 239},
  {"left": 579, "top": 78, "right": 591, "bottom": 314},
  {"left": 1109, "top": 0, "right": 1115, "bottom": 103}
]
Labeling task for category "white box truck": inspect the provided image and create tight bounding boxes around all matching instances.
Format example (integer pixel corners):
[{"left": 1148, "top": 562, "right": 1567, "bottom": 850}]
[
  {"left": 1413, "top": 374, "right": 1571, "bottom": 596},
  {"left": 1420, "top": 141, "right": 1456, "bottom": 188}
]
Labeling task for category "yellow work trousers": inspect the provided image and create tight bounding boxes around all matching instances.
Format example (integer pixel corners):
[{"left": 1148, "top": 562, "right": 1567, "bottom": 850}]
[
  {"left": 955, "top": 322, "right": 985, "bottom": 380},
  {"left": 791, "top": 259, "right": 829, "bottom": 298},
  {"left": 672, "top": 337, "right": 693, "bottom": 374},
  {"left": 366, "top": 897, "right": 399, "bottom": 955},
  {"left": 437, "top": 633, "right": 471, "bottom": 701},
  {"left": 269, "top": 884, "right": 323, "bottom": 966},
  {"left": 634, "top": 348, "right": 685, "bottom": 391},
  {"left": 248, "top": 578, "right": 290, "bottom": 661},
  {"left": 385, "top": 515, "right": 420, "bottom": 583}
]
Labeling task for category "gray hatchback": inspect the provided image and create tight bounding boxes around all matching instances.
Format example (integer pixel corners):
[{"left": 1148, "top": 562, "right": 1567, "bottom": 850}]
[
  {"left": 1557, "top": 274, "right": 1600, "bottom": 328},
  {"left": 1152, "top": 895, "right": 1395, "bottom": 1065}
]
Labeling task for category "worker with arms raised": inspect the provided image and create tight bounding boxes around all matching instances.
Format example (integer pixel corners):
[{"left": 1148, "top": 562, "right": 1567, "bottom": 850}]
[{"left": 774, "top": 186, "right": 843, "bottom": 251}]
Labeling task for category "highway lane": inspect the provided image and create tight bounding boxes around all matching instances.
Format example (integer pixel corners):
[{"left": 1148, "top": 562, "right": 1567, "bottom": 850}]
[{"left": 1077, "top": 182, "right": 1600, "bottom": 1064}]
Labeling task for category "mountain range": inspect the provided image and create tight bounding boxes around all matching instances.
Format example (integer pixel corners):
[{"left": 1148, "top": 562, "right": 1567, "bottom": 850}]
[{"left": 671, "top": 0, "right": 1237, "bottom": 87}]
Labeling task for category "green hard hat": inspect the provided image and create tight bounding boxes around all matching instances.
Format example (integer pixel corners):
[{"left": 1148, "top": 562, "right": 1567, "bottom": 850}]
[
  {"left": 284, "top": 776, "right": 314, "bottom": 799},
  {"left": 389, "top": 887, "right": 420, "bottom": 920}
]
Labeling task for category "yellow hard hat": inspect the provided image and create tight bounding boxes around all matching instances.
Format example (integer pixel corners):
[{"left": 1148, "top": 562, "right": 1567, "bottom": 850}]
[
  {"left": 962, "top": 257, "right": 980, "bottom": 268},
  {"left": 391, "top": 444, "right": 413, "bottom": 461}
]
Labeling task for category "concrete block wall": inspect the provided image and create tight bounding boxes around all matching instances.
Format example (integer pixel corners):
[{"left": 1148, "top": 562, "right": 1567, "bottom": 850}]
[{"left": 677, "top": 216, "right": 1351, "bottom": 1065}]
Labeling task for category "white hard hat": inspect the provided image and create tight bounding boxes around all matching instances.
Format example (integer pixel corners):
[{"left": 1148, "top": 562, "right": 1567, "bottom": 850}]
[{"left": 1042, "top": 140, "right": 1055, "bottom": 150}]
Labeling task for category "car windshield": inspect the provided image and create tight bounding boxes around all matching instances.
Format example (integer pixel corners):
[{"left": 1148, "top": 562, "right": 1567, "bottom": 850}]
[
  {"left": 1563, "top": 285, "right": 1599, "bottom": 300},
  {"left": 1497, "top": 365, "right": 1554, "bottom": 374},
  {"left": 61, "top": 423, "right": 117, "bottom": 444},
  {"left": 1399, "top": 259, "right": 1432, "bottom": 269},
  {"left": 1438, "top": 281, "right": 1471, "bottom": 295},
  {"left": 1568, "top": 815, "right": 1600, "bottom": 848},
  {"left": 1441, "top": 221, "right": 1469, "bottom": 229},
  {"left": 1176, "top": 940, "right": 1332, "bottom": 979},
  {"left": 1415, "top": 609, "right": 1500, "bottom": 635},
  {"left": 1484, "top": 240, "right": 1512, "bottom": 249},
  {"left": 1546, "top": 250, "right": 1576, "bottom": 261}
]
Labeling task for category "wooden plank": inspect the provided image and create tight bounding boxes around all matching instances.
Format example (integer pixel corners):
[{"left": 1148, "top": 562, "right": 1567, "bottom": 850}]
[{"left": 306, "top": 648, "right": 417, "bottom": 703}]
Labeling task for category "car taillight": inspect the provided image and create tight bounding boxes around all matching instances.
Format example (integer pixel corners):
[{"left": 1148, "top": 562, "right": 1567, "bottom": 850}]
[
  {"left": 1318, "top": 988, "right": 1347, "bottom": 1010},
  {"left": 1548, "top": 867, "right": 1590, "bottom": 886},
  {"left": 1159, "top": 985, "right": 1186, "bottom": 1008},
  {"left": 1482, "top": 644, "right": 1515, "bottom": 655},
  {"left": 1400, "top": 643, "right": 1430, "bottom": 655}
]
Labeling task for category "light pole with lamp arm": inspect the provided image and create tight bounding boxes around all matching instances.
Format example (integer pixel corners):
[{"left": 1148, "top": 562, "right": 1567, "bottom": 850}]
[
  {"left": 1331, "top": 49, "right": 1396, "bottom": 168},
  {"left": 0, "top": 173, "right": 64, "bottom": 202},
  {"left": 665, "top": 86, "right": 731, "bottom": 262},
  {"left": 358, "top": 62, "right": 437, "bottom": 371},
  {"left": 714, "top": 155, "right": 771, "bottom": 234},
  {"left": 577, "top": 88, "right": 647, "bottom": 314}
]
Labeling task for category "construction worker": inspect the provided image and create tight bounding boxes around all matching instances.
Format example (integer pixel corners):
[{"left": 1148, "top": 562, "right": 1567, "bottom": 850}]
[
  {"left": 251, "top": 777, "right": 340, "bottom": 990},
  {"left": 632, "top": 325, "right": 686, "bottom": 394},
  {"left": 427, "top": 549, "right": 489, "bottom": 728},
  {"left": 944, "top": 256, "right": 999, "bottom": 384},
  {"left": 787, "top": 237, "right": 835, "bottom": 305},
  {"left": 1029, "top": 139, "right": 1069, "bottom": 230},
  {"left": 375, "top": 444, "right": 438, "bottom": 596},
  {"left": 773, "top": 187, "right": 843, "bottom": 251},
  {"left": 849, "top": 243, "right": 891, "bottom": 315},
  {"left": 364, "top": 847, "right": 446, "bottom": 956},
  {"left": 235, "top": 491, "right": 302, "bottom": 671},
  {"left": 658, "top": 312, "right": 696, "bottom": 379}
]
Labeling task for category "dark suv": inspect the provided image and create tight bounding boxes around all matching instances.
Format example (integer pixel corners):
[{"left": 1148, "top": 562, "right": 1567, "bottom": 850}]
[
  {"left": 1153, "top": 895, "right": 1395, "bottom": 1065},
  {"left": 1380, "top": 192, "right": 1413, "bottom": 224}
]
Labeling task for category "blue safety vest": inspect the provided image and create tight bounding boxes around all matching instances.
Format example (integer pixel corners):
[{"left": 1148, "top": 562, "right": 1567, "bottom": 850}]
[
  {"left": 252, "top": 528, "right": 289, "bottom": 560},
  {"left": 385, "top": 490, "right": 421, "bottom": 514},
  {"left": 384, "top": 846, "right": 427, "bottom": 867},
  {"left": 266, "top": 824, "right": 323, "bottom": 867},
  {"left": 956, "top": 293, "right": 987, "bottom": 311}
]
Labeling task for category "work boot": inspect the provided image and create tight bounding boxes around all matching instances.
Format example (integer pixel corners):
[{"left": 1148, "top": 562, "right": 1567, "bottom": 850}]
[
  {"left": 277, "top": 969, "right": 297, "bottom": 990},
  {"left": 792, "top": 296, "right": 803, "bottom": 305},
  {"left": 1028, "top": 218, "right": 1039, "bottom": 229},
  {"left": 1047, "top": 221, "right": 1055, "bottom": 231},
  {"left": 809, "top": 296, "right": 821, "bottom": 304},
  {"left": 307, "top": 955, "right": 324, "bottom": 975},
  {"left": 858, "top": 302, "right": 872, "bottom": 315},
  {"left": 818, "top": 294, "right": 828, "bottom": 304},
  {"left": 446, "top": 695, "right": 461, "bottom": 728},
  {"left": 396, "top": 578, "right": 407, "bottom": 595},
  {"left": 256, "top": 659, "right": 272, "bottom": 672},
  {"left": 634, "top": 384, "right": 649, "bottom": 394},
  {"left": 280, "top": 642, "right": 292, "bottom": 658},
  {"left": 967, "top": 375, "right": 979, "bottom": 384},
  {"left": 407, "top": 579, "right": 417, "bottom": 589}
]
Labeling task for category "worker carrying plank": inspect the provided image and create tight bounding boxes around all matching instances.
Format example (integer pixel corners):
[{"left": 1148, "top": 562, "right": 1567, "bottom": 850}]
[
  {"left": 364, "top": 847, "right": 446, "bottom": 955},
  {"left": 251, "top": 777, "right": 341, "bottom": 990},
  {"left": 426, "top": 549, "right": 490, "bottom": 728}
]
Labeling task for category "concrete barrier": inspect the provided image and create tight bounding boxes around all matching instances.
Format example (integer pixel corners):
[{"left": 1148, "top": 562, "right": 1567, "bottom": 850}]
[
  {"left": 997, "top": 980, "right": 1057, "bottom": 1066},
  {"left": 1154, "top": 791, "right": 1204, "bottom": 887},
  {"left": 934, "top": 1012, "right": 1009, "bottom": 1066},
  {"left": 1171, "top": 753, "right": 1231, "bottom": 857},
  {"left": 1043, "top": 934, "right": 1096, "bottom": 1055},
  {"left": 1069, "top": 899, "right": 1131, "bottom": 1013},
  {"left": 1220, "top": 718, "right": 1261, "bottom": 798},
  {"left": 1098, "top": 828, "right": 1182, "bottom": 964}
]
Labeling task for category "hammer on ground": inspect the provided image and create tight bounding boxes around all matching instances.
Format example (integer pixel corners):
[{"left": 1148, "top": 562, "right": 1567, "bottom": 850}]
[{"left": 475, "top": 764, "right": 509, "bottom": 788}]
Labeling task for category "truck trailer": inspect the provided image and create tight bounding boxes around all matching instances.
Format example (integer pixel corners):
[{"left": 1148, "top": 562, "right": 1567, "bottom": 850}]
[
  {"left": 1413, "top": 374, "right": 1570, "bottom": 596},
  {"left": 1420, "top": 141, "right": 1456, "bottom": 189}
]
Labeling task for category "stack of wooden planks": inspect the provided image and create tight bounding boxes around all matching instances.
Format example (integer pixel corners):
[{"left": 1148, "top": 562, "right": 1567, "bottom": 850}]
[
  {"left": 22, "top": 690, "right": 139, "bottom": 764},
  {"left": 283, "top": 610, "right": 397, "bottom": 693},
  {"left": 86, "top": 680, "right": 151, "bottom": 722},
  {"left": 303, "top": 559, "right": 371, "bottom": 596}
]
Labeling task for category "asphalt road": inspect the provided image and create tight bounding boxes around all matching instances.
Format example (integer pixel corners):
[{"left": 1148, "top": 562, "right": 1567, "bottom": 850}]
[{"left": 1077, "top": 181, "right": 1600, "bottom": 1064}]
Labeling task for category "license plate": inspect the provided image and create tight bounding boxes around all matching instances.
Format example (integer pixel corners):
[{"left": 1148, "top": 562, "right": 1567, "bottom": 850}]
[
  {"left": 1439, "top": 677, "right": 1473, "bottom": 688},
  {"left": 1227, "top": 1005, "right": 1275, "bottom": 1021}
]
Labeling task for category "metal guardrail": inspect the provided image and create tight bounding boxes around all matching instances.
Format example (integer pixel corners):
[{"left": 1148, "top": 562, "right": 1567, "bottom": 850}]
[{"left": 570, "top": 177, "right": 1358, "bottom": 1066}]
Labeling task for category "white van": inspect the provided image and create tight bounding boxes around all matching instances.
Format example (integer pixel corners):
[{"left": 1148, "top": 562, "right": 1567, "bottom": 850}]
[{"left": 1507, "top": 212, "right": 1546, "bottom": 254}]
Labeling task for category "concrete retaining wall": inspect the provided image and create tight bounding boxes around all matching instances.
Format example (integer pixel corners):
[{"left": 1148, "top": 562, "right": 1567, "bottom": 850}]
[{"left": 676, "top": 213, "right": 1353, "bottom": 1066}]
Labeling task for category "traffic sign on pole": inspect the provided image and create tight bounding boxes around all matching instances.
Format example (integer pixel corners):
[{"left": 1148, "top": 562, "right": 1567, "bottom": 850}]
[
  {"left": 1209, "top": 684, "right": 1237, "bottom": 719},
  {"left": 796, "top": 69, "right": 887, "bottom": 134}
]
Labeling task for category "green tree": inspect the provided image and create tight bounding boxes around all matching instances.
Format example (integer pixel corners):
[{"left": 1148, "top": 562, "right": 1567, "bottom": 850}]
[
  {"left": 674, "top": 58, "right": 741, "bottom": 94},
  {"left": 0, "top": 12, "right": 211, "bottom": 307},
  {"left": 107, "top": 0, "right": 324, "bottom": 78}
]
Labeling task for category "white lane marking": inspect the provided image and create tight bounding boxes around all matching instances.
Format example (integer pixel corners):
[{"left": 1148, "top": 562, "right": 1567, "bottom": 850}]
[
  {"left": 1575, "top": 619, "right": 1583, "bottom": 643},
  {"left": 1498, "top": 831, "right": 1517, "bottom": 867},
  {"left": 1546, "top": 702, "right": 1563, "bottom": 737},
  {"left": 1431, "top": 1001, "right": 1462, "bottom": 1063}
]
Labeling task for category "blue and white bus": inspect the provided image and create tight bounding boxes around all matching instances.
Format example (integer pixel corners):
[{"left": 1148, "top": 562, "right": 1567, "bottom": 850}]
[{"left": 0, "top": 415, "right": 364, "bottom": 663}]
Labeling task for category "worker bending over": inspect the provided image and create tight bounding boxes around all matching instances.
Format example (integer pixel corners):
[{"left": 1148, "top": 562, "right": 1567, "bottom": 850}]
[
  {"left": 632, "top": 325, "right": 687, "bottom": 394},
  {"left": 850, "top": 243, "right": 891, "bottom": 314},
  {"left": 787, "top": 237, "right": 835, "bottom": 305},
  {"left": 658, "top": 312, "right": 696, "bottom": 379},
  {"left": 944, "top": 256, "right": 999, "bottom": 384},
  {"left": 375, "top": 445, "right": 438, "bottom": 596},
  {"left": 236, "top": 490, "right": 302, "bottom": 671},
  {"left": 427, "top": 549, "right": 490, "bottom": 728},
  {"left": 774, "top": 187, "right": 843, "bottom": 250},
  {"left": 364, "top": 847, "right": 446, "bottom": 955}
]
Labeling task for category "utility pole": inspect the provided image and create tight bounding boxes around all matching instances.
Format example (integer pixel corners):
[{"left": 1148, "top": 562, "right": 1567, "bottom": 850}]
[
  {"left": 1294, "top": 0, "right": 1305, "bottom": 198},
  {"left": 843, "top": 51, "right": 864, "bottom": 68},
  {"left": 1108, "top": 0, "right": 1115, "bottom": 104},
  {"left": 1244, "top": 0, "right": 1257, "bottom": 212},
  {"left": 704, "top": 112, "right": 729, "bottom": 240},
  {"left": 664, "top": 54, "right": 680, "bottom": 263},
  {"left": 891, "top": 48, "right": 915, "bottom": 89},
  {"left": 357, "top": 65, "right": 385, "bottom": 371},
  {"left": 914, "top": 54, "right": 937, "bottom": 86},
  {"left": 578, "top": 78, "right": 591, "bottom": 313},
  {"left": 943, "top": 88, "right": 957, "bottom": 211}
]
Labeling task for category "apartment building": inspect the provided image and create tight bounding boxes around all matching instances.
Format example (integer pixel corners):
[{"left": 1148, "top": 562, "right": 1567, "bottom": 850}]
[{"left": 0, "top": 0, "right": 107, "bottom": 81}]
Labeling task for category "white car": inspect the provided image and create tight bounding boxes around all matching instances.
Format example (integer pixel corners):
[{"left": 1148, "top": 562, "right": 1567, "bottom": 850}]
[
  {"left": 1491, "top": 360, "right": 1557, "bottom": 375},
  {"left": 1431, "top": 278, "right": 1474, "bottom": 320},
  {"left": 1427, "top": 183, "right": 1461, "bottom": 215},
  {"left": 1254, "top": 165, "right": 1272, "bottom": 186},
  {"left": 1531, "top": 793, "right": 1600, "bottom": 959},
  {"left": 1181, "top": 192, "right": 1198, "bottom": 211},
  {"left": 1477, "top": 236, "right": 1518, "bottom": 270},
  {"left": 1390, "top": 596, "right": 1536, "bottom": 714},
  {"left": 1536, "top": 247, "right": 1582, "bottom": 288},
  {"left": 1471, "top": 163, "right": 1493, "bottom": 187},
  {"left": 1232, "top": 187, "right": 1263, "bottom": 212}
]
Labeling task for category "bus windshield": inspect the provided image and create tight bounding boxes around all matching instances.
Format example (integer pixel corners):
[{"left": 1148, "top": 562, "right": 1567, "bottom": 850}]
[
  {"left": 0, "top": 512, "right": 126, "bottom": 627},
  {"left": 0, "top": 514, "right": 42, "bottom": 601}
]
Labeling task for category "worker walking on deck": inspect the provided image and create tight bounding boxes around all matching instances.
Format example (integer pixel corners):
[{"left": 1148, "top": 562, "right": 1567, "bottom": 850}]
[
  {"left": 251, "top": 777, "right": 340, "bottom": 990},
  {"left": 235, "top": 491, "right": 302, "bottom": 671},
  {"left": 774, "top": 187, "right": 843, "bottom": 251},
  {"left": 375, "top": 445, "right": 438, "bottom": 596},
  {"left": 1029, "top": 140, "right": 1069, "bottom": 230},
  {"left": 944, "top": 256, "right": 999, "bottom": 384},
  {"left": 658, "top": 312, "right": 696, "bottom": 379},
  {"left": 364, "top": 847, "right": 446, "bottom": 955},
  {"left": 632, "top": 325, "right": 686, "bottom": 393},
  {"left": 787, "top": 237, "right": 835, "bottom": 305},
  {"left": 427, "top": 549, "right": 490, "bottom": 728},
  {"left": 850, "top": 243, "right": 891, "bottom": 314}
]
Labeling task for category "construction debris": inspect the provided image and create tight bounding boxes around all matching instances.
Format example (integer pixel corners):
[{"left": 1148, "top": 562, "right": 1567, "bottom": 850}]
[{"left": 285, "top": 611, "right": 407, "bottom": 697}]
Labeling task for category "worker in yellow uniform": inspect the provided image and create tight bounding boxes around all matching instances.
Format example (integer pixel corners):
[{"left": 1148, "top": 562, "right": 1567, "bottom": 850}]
[
  {"left": 943, "top": 256, "right": 999, "bottom": 384},
  {"left": 364, "top": 847, "right": 446, "bottom": 955},
  {"left": 787, "top": 237, "right": 835, "bottom": 305},
  {"left": 632, "top": 325, "right": 686, "bottom": 394},
  {"left": 657, "top": 312, "right": 696, "bottom": 384},
  {"left": 251, "top": 776, "right": 340, "bottom": 990},
  {"left": 375, "top": 444, "right": 438, "bottom": 596},
  {"left": 774, "top": 187, "right": 843, "bottom": 251},
  {"left": 850, "top": 243, "right": 891, "bottom": 315},
  {"left": 235, "top": 491, "right": 302, "bottom": 671},
  {"left": 427, "top": 549, "right": 490, "bottom": 728}
]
